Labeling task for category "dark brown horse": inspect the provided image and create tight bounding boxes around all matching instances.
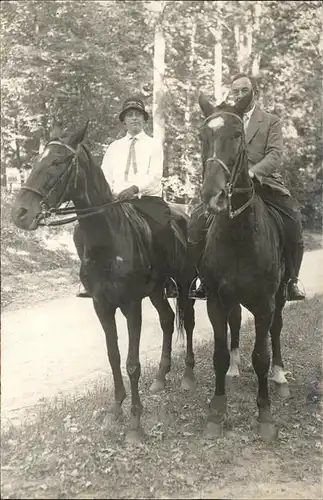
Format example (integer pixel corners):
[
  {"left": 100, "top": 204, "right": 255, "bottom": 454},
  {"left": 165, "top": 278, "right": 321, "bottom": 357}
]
[
  {"left": 11, "top": 124, "right": 196, "bottom": 443},
  {"left": 197, "top": 93, "right": 290, "bottom": 441}
]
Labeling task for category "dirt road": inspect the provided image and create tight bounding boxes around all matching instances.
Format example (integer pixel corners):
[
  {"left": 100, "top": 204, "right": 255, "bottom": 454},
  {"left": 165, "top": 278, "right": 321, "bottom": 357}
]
[{"left": 2, "top": 249, "right": 322, "bottom": 428}]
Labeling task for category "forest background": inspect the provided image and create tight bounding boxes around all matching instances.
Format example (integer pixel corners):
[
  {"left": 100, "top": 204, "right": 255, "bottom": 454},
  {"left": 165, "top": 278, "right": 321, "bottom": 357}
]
[{"left": 1, "top": 0, "right": 322, "bottom": 228}]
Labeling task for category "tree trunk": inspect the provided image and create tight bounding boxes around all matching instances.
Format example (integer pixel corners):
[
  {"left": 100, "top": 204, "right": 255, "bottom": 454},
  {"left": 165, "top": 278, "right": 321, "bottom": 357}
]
[
  {"left": 1, "top": 164, "right": 7, "bottom": 188},
  {"left": 209, "top": 24, "right": 223, "bottom": 103},
  {"left": 152, "top": 2, "right": 166, "bottom": 184},
  {"left": 251, "top": 1, "right": 262, "bottom": 77},
  {"left": 14, "top": 116, "right": 22, "bottom": 172},
  {"left": 234, "top": 0, "right": 254, "bottom": 73},
  {"left": 183, "top": 20, "right": 197, "bottom": 204}
]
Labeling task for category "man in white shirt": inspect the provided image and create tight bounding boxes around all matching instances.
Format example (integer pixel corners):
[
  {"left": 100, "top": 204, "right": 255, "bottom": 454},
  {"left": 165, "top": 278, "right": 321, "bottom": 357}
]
[{"left": 75, "top": 96, "right": 178, "bottom": 298}]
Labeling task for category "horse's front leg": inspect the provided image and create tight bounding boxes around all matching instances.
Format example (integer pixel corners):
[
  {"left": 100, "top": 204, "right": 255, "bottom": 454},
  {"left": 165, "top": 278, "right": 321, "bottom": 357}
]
[
  {"left": 92, "top": 298, "right": 126, "bottom": 418},
  {"left": 120, "top": 300, "right": 144, "bottom": 443},
  {"left": 149, "top": 285, "right": 175, "bottom": 393},
  {"left": 252, "top": 298, "right": 278, "bottom": 441},
  {"left": 227, "top": 303, "right": 242, "bottom": 378},
  {"left": 205, "top": 296, "right": 230, "bottom": 438},
  {"left": 270, "top": 283, "right": 290, "bottom": 398}
]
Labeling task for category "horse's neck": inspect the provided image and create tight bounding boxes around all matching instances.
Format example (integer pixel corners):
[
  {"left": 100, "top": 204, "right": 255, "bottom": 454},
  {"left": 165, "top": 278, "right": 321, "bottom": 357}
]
[
  {"left": 232, "top": 149, "right": 252, "bottom": 191},
  {"left": 74, "top": 147, "right": 112, "bottom": 208},
  {"left": 72, "top": 148, "right": 116, "bottom": 252}
]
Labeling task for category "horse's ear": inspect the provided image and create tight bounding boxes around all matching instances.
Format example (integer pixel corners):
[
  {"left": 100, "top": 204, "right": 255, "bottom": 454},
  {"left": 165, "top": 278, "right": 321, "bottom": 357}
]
[
  {"left": 233, "top": 91, "right": 254, "bottom": 117},
  {"left": 198, "top": 93, "right": 215, "bottom": 118},
  {"left": 69, "top": 121, "right": 89, "bottom": 147}
]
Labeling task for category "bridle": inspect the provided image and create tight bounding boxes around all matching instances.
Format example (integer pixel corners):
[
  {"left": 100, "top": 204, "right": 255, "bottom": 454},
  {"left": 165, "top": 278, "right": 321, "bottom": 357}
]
[
  {"left": 202, "top": 111, "right": 255, "bottom": 219},
  {"left": 20, "top": 140, "right": 120, "bottom": 226}
]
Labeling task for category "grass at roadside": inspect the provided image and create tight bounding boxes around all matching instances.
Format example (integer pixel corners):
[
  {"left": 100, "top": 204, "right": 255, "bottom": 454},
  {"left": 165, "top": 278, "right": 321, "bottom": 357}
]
[
  {"left": 2, "top": 295, "right": 322, "bottom": 499},
  {"left": 1, "top": 190, "right": 79, "bottom": 310}
]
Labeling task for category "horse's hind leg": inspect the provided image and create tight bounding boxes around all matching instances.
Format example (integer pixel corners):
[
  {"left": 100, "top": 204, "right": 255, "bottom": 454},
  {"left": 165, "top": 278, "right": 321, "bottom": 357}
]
[
  {"left": 93, "top": 299, "right": 126, "bottom": 419},
  {"left": 149, "top": 286, "right": 175, "bottom": 393},
  {"left": 270, "top": 284, "right": 290, "bottom": 398},
  {"left": 252, "top": 299, "right": 278, "bottom": 441},
  {"left": 227, "top": 304, "right": 241, "bottom": 378}
]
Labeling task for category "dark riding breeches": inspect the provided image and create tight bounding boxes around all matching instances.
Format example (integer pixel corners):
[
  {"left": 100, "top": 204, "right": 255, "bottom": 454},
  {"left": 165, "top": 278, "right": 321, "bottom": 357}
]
[
  {"left": 130, "top": 197, "right": 176, "bottom": 277},
  {"left": 73, "top": 197, "right": 177, "bottom": 281},
  {"left": 256, "top": 185, "right": 304, "bottom": 278},
  {"left": 73, "top": 223, "right": 91, "bottom": 292}
]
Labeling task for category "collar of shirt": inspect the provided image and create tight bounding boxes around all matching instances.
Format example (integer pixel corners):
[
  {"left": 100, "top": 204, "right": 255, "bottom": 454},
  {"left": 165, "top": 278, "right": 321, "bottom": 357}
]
[
  {"left": 125, "top": 130, "right": 146, "bottom": 141},
  {"left": 244, "top": 104, "right": 256, "bottom": 123}
]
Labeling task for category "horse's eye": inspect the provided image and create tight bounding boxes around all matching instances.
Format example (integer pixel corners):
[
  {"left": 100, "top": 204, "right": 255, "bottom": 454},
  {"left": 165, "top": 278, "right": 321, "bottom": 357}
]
[
  {"left": 233, "top": 131, "right": 242, "bottom": 139},
  {"left": 51, "top": 159, "right": 61, "bottom": 166}
]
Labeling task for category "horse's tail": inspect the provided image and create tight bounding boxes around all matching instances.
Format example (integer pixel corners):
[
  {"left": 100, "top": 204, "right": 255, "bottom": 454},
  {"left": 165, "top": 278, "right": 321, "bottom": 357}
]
[
  {"left": 175, "top": 291, "right": 185, "bottom": 343},
  {"left": 170, "top": 219, "right": 187, "bottom": 273}
]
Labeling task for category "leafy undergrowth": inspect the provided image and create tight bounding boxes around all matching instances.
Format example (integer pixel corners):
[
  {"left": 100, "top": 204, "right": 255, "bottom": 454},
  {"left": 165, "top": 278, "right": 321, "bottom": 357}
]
[
  {"left": 2, "top": 295, "right": 322, "bottom": 499},
  {"left": 302, "top": 229, "right": 322, "bottom": 251},
  {"left": 1, "top": 191, "right": 79, "bottom": 310}
]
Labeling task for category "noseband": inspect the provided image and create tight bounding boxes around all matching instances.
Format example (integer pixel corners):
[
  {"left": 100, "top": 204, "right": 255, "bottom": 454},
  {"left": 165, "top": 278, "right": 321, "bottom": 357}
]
[
  {"left": 203, "top": 112, "right": 255, "bottom": 219},
  {"left": 20, "top": 141, "right": 79, "bottom": 218}
]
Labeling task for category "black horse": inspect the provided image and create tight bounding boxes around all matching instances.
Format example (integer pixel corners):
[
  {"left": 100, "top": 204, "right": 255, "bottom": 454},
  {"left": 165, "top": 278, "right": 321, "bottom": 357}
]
[
  {"left": 11, "top": 123, "right": 196, "bottom": 443},
  {"left": 197, "top": 93, "right": 290, "bottom": 441}
]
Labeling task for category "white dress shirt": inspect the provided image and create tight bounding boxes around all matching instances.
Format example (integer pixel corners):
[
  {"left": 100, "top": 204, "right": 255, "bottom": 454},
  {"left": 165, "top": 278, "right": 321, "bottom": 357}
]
[
  {"left": 100, "top": 130, "right": 163, "bottom": 197},
  {"left": 243, "top": 104, "right": 256, "bottom": 131}
]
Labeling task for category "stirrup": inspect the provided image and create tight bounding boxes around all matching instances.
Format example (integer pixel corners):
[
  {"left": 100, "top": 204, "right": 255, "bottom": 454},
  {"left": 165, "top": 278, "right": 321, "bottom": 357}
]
[
  {"left": 163, "top": 276, "right": 179, "bottom": 299},
  {"left": 188, "top": 277, "right": 207, "bottom": 300},
  {"left": 77, "top": 283, "right": 91, "bottom": 298}
]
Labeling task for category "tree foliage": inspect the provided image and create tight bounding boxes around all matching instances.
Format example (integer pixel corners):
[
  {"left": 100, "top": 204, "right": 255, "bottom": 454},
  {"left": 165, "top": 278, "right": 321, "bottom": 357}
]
[{"left": 1, "top": 0, "right": 321, "bottom": 227}]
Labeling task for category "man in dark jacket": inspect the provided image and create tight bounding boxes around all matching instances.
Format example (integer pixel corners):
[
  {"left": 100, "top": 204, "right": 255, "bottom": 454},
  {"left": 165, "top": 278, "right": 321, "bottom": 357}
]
[{"left": 188, "top": 73, "right": 305, "bottom": 301}]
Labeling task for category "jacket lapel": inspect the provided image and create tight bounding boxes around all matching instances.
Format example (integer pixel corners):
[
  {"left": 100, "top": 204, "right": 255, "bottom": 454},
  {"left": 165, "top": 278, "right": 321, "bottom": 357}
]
[{"left": 245, "top": 105, "right": 263, "bottom": 144}]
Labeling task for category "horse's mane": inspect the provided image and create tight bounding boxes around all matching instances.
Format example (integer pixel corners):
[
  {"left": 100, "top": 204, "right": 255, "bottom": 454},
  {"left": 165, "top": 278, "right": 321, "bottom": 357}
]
[{"left": 78, "top": 142, "right": 153, "bottom": 271}]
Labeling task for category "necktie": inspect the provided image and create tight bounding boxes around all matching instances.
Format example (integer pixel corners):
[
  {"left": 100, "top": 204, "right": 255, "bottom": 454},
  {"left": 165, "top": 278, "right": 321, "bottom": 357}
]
[
  {"left": 124, "top": 137, "right": 137, "bottom": 181},
  {"left": 243, "top": 113, "right": 249, "bottom": 131}
]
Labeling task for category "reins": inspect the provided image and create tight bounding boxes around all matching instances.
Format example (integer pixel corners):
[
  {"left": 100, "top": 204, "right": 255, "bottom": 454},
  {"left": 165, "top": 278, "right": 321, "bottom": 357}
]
[{"left": 20, "top": 141, "right": 121, "bottom": 227}]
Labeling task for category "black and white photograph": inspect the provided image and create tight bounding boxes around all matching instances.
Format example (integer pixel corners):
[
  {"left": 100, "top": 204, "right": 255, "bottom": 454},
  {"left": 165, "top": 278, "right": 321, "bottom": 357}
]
[{"left": 1, "top": 0, "right": 322, "bottom": 498}]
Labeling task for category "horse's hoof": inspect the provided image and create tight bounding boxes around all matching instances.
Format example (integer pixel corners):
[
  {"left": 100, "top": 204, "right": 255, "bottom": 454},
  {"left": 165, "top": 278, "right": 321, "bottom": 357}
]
[
  {"left": 275, "top": 382, "right": 290, "bottom": 399},
  {"left": 150, "top": 378, "right": 165, "bottom": 394},
  {"left": 101, "top": 404, "right": 123, "bottom": 427},
  {"left": 125, "top": 427, "right": 144, "bottom": 445},
  {"left": 181, "top": 376, "right": 197, "bottom": 392},
  {"left": 226, "top": 367, "right": 240, "bottom": 378},
  {"left": 259, "top": 422, "right": 278, "bottom": 442},
  {"left": 204, "top": 421, "right": 224, "bottom": 439}
]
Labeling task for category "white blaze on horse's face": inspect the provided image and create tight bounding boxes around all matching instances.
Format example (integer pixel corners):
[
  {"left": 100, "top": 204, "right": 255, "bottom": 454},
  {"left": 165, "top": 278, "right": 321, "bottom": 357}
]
[{"left": 207, "top": 116, "right": 224, "bottom": 131}]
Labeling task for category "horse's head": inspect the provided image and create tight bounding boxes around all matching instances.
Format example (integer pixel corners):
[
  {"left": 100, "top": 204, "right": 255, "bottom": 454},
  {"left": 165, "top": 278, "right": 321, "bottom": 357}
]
[
  {"left": 11, "top": 122, "right": 90, "bottom": 230},
  {"left": 198, "top": 92, "right": 252, "bottom": 215}
]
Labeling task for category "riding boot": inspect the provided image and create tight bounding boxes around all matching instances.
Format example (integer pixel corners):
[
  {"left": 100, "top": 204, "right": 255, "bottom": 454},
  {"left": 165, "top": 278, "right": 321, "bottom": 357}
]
[
  {"left": 156, "top": 226, "right": 179, "bottom": 299},
  {"left": 73, "top": 223, "right": 92, "bottom": 298},
  {"left": 77, "top": 261, "right": 92, "bottom": 298},
  {"left": 187, "top": 240, "right": 208, "bottom": 300},
  {"left": 285, "top": 240, "right": 305, "bottom": 301}
]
